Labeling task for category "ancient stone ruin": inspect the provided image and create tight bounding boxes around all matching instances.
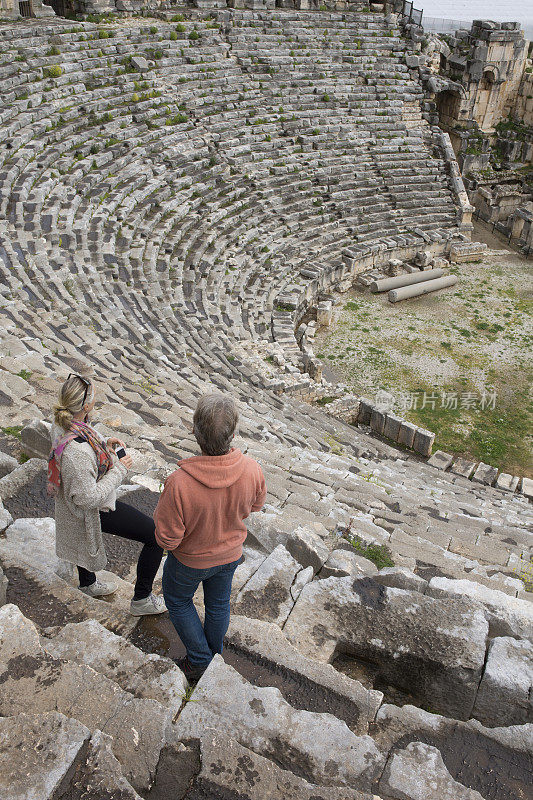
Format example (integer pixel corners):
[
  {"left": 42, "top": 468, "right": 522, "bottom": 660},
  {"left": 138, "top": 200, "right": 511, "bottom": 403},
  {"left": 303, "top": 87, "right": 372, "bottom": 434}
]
[
  {"left": 0, "top": 3, "right": 531, "bottom": 799},
  {"left": 405, "top": 17, "right": 533, "bottom": 253}
]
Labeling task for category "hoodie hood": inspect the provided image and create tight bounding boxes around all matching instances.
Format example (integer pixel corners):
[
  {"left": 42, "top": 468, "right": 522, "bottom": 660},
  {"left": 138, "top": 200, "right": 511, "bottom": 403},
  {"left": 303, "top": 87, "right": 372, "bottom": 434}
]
[{"left": 178, "top": 448, "right": 246, "bottom": 489}]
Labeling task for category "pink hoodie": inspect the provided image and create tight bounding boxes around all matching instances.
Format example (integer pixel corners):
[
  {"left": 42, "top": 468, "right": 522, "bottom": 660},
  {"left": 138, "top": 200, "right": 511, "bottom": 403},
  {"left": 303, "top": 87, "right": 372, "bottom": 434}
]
[{"left": 154, "top": 448, "right": 266, "bottom": 569}]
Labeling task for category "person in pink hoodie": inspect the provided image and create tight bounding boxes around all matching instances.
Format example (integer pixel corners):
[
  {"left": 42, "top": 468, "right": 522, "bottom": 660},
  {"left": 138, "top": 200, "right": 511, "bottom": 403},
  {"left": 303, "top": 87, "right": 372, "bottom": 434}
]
[{"left": 154, "top": 393, "right": 266, "bottom": 682}]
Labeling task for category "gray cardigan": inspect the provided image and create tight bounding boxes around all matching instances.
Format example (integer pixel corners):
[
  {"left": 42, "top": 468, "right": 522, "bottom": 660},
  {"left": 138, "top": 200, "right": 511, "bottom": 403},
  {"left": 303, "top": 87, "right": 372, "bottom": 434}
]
[{"left": 53, "top": 425, "right": 128, "bottom": 572}]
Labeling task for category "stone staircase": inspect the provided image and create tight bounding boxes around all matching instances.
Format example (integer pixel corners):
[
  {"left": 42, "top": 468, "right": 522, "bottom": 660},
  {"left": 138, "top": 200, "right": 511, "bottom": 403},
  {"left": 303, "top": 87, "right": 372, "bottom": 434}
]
[
  {"left": 0, "top": 441, "right": 531, "bottom": 798},
  {"left": 0, "top": 8, "right": 531, "bottom": 799}
]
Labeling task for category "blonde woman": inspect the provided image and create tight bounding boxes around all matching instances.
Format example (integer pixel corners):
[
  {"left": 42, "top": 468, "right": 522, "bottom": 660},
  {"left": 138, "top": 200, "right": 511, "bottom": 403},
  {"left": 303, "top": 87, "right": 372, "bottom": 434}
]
[{"left": 48, "top": 373, "right": 166, "bottom": 615}]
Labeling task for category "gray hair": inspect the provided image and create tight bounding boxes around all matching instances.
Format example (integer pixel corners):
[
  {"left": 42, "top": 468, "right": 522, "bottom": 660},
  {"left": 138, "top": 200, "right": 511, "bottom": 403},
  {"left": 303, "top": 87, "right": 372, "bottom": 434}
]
[{"left": 193, "top": 394, "right": 238, "bottom": 456}]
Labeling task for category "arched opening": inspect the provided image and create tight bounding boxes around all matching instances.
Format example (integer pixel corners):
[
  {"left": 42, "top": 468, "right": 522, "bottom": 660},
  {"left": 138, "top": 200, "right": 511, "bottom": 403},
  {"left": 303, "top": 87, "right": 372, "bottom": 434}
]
[{"left": 479, "top": 70, "right": 496, "bottom": 91}]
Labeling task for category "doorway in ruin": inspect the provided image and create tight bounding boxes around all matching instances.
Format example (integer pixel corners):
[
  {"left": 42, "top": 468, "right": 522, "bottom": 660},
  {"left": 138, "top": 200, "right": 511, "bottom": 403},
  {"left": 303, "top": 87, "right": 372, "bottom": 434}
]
[
  {"left": 476, "top": 69, "right": 499, "bottom": 130},
  {"left": 435, "top": 88, "right": 462, "bottom": 133},
  {"left": 18, "top": 0, "right": 34, "bottom": 16},
  {"left": 42, "top": 0, "right": 74, "bottom": 16}
]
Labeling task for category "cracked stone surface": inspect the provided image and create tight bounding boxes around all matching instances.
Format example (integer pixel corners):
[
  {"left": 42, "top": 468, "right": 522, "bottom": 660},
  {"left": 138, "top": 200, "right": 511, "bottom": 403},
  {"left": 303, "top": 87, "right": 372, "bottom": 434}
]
[
  {"left": 472, "top": 637, "right": 533, "bottom": 728},
  {"left": 233, "top": 543, "right": 306, "bottom": 626},
  {"left": 0, "top": 711, "right": 91, "bottom": 800},
  {"left": 378, "top": 741, "right": 486, "bottom": 800},
  {"left": 175, "top": 655, "right": 385, "bottom": 792},
  {"left": 42, "top": 619, "right": 188, "bottom": 714},
  {"left": 283, "top": 576, "right": 488, "bottom": 719},
  {"left": 0, "top": 613, "right": 170, "bottom": 792},
  {"left": 226, "top": 614, "right": 383, "bottom": 735}
]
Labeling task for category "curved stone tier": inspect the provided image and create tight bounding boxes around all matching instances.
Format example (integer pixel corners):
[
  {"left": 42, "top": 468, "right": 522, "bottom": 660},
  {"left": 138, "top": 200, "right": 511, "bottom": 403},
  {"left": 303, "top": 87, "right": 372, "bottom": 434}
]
[{"left": 0, "top": 11, "right": 531, "bottom": 799}]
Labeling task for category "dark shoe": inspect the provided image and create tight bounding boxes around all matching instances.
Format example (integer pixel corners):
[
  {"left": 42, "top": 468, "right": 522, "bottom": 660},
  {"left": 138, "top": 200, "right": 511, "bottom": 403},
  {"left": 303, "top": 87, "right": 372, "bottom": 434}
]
[{"left": 174, "top": 655, "right": 208, "bottom": 683}]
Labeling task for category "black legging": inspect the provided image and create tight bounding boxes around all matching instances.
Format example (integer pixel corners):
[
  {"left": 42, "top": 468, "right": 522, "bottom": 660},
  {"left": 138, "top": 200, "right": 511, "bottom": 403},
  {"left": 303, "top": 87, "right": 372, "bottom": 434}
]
[{"left": 77, "top": 501, "right": 163, "bottom": 600}]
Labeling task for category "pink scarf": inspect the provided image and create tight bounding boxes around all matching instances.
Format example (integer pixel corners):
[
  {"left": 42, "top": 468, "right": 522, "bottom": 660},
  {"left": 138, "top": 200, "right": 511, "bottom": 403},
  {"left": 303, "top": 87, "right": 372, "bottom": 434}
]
[{"left": 47, "top": 419, "right": 113, "bottom": 496}]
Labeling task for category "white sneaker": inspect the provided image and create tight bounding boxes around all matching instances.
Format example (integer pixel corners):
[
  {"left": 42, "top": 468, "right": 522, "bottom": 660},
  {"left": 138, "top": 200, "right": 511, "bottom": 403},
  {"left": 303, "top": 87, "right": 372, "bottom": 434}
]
[
  {"left": 80, "top": 579, "right": 117, "bottom": 598},
  {"left": 130, "top": 593, "right": 167, "bottom": 616}
]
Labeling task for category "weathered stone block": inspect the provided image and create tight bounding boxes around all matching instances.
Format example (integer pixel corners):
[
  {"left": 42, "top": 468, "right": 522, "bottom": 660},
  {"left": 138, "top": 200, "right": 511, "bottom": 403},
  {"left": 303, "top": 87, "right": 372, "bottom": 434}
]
[
  {"left": 0, "top": 603, "right": 42, "bottom": 660},
  {"left": 20, "top": 418, "right": 52, "bottom": 460},
  {"left": 397, "top": 420, "right": 417, "bottom": 448},
  {"left": 383, "top": 413, "right": 402, "bottom": 442},
  {"left": 450, "top": 457, "right": 476, "bottom": 478},
  {"left": 226, "top": 615, "right": 383, "bottom": 735},
  {"left": 495, "top": 472, "right": 519, "bottom": 492},
  {"left": 373, "top": 703, "right": 532, "bottom": 800},
  {"left": 285, "top": 525, "right": 329, "bottom": 573},
  {"left": 0, "top": 501, "right": 12, "bottom": 534},
  {"left": 427, "top": 577, "right": 533, "bottom": 641},
  {"left": 130, "top": 56, "right": 150, "bottom": 72},
  {"left": 0, "top": 643, "right": 170, "bottom": 791},
  {"left": 449, "top": 242, "right": 487, "bottom": 263},
  {"left": 175, "top": 655, "right": 385, "bottom": 792},
  {"left": 472, "top": 637, "right": 533, "bottom": 727},
  {"left": 284, "top": 576, "right": 488, "bottom": 719},
  {"left": 412, "top": 427, "right": 435, "bottom": 457},
  {"left": 374, "top": 567, "right": 427, "bottom": 593},
  {"left": 357, "top": 398, "right": 374, "bottom": 426},
  {"left": 414, "top": 250, "right": 432, "bottom": 267},
  {"left": 370, "top": 407, "right": 386, "bottom": 435},
  {"left": 379, "top": 741, "right": 485, "bottom": 800},
  {"left": 68, "top": 729, "right": 143, "bottom": 800},
  {"left": 472, "top": 462, "right": 498, "bottom": 486},
  {"left": 320, "top": 549, "right": 378, "bottom": 580},
  {"left": 427, "top": 450, "right": 453, "bottom": 470},
  {"left": 232, "top": 543, "right": 303, "bottom": 626},
  {"left": 0, "top": 712, "right": 91, "bottom": 800},
  {"left": 42, "top": 619, "right": 187, "bottom": 712},
  {"left": 316, "top": 300, "right": 333, "bottom": 327},
  {"left": 185, "top": 730, "right": 367, "bottom": 800},
  {"left": 521, "top": 476, "right": 533, "bottom": 500},
  {"left": 0, "top": 452, "right": 17, "bottom": 478},
  {"left": 0, "top": 458, "right": 46, "bottom": 501}
]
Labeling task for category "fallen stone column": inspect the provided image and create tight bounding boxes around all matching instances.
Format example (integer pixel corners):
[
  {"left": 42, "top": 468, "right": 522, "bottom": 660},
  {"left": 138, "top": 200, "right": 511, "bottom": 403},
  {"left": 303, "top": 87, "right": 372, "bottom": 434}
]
[
  {"left": 388, "top": 275, "right": 458, "bottom": 303},
  {"left": 370, "top": 268, "right": 445, "bottom": 293}
]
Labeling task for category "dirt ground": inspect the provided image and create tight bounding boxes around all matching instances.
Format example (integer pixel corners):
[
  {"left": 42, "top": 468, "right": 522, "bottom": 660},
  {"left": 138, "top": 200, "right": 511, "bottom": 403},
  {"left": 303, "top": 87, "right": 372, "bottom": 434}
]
[{"left": 314, "top": 224, "right": 533, "bottom": 477}]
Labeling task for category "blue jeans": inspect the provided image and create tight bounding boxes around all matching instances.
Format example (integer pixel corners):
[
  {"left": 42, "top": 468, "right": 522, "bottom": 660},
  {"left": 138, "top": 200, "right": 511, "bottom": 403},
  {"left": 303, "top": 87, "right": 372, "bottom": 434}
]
[{"left": 162, "top": 552, "right": 241, "bottom": 667}]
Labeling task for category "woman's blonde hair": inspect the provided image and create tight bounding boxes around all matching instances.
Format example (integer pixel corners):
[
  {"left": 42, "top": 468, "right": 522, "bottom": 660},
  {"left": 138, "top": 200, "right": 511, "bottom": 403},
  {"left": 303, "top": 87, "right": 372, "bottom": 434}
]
[{"left": 54, "top": 375, "right": 93, "bottom": 430}]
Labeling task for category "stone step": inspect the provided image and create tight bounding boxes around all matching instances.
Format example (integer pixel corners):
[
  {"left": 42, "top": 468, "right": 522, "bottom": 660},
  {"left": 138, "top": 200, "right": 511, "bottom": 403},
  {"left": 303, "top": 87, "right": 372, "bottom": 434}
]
[
  {"left": 174, "top": 653, "right": 385, "bottom": 794},
  {"left": 42, "top": 618, "right": 188, "bottom": 712},
  {"left": 225, "top": 613, "right": 383, "bottom": 735},
  {"left": 372, "top": 703, "right": 533, "bottom": 800},
  {"left": 174, "top": 731, "right": 372, "bottom": 800},
  {"left": 0, "top": 712, "right": 142, "bottom": 800},
  {"left": 283, "top": 575, "right": 489, "bottom": 721},
  {"left": 0, "top": 604, "right": 171, "bottom": 792}
]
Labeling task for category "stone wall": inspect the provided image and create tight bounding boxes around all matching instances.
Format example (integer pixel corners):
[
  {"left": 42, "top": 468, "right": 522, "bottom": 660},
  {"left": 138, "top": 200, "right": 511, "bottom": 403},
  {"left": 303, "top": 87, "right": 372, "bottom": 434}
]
[
  {"left": 421, "top": 21, "right": 528, "bottom": 140},
  {"left": 515, "top": 64, "right": 533, "bottom": 128},
  {"left": 0, "top": 0, "right": 16, "bottom": 17},
  {"left": 0, "top": 0, "right": 56, "bottom": 17}
]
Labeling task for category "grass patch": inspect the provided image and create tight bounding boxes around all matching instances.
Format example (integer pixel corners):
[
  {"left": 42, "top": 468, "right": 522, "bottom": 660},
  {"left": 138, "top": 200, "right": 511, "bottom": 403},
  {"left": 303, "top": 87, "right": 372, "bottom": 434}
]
[
  {"left": 407, "top": 377, "right": 532, "bottom": 476},
  {"left": 1, "top": 426, "right": 23, "bottom": 440},
  {"left": 513, "top": 557, "right": 533, "bottom": 592},
  {"left": 342, "top": 530, "right": 395, "bottom": 569},
  {"left": 16, "top": 369, "right": 32, "bottom": 380}
]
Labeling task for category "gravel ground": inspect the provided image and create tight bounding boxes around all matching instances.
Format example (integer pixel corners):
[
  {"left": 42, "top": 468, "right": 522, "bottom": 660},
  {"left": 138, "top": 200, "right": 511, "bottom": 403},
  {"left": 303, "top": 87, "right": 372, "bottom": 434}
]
[{"left": 315, "top": 232, "right": 533, "bottom": 475}]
